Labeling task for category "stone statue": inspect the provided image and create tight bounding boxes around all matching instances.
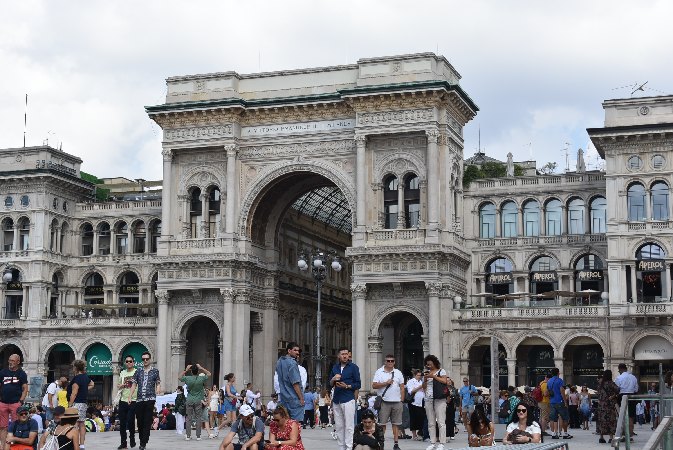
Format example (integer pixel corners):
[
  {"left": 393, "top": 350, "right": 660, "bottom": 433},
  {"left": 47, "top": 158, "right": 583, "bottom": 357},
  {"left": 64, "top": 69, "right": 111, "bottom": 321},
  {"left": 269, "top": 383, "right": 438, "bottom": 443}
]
[
  {"left": 576, "top": 148, "right": 586, "bottom": 173},
  {"left": 506, "top": 152, "right": 514, "bottom": 177}
]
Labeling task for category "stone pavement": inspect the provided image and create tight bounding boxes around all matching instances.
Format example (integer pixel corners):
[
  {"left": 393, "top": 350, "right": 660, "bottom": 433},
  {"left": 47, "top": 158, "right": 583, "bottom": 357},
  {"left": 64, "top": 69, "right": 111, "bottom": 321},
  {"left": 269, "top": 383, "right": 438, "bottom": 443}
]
[{"left": 84, "top": 424, "right": 654, "bottom": 449}]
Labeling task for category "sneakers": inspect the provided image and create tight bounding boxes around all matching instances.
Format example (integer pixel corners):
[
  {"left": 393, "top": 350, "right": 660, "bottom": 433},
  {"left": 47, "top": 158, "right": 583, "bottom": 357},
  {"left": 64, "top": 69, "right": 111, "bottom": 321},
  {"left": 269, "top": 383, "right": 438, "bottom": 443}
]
[
  {"left": 551, "top": 435, "right": 559, "bottom": 439},
  {"left": 331, "top": 431, "right": 337, "bottom": 440},
  {"left": 208, "top": 434, "right": 215, "bottom": 439},
  {"left": 393, "top": 444, "right": 401, "bottom": 450},
  {"left": 117, "top": 445, "right": 128, "bottom": 450},
  {"left": 185, "top": 436, "right": 191, "bottom": 441},
  {"left": 196, "top": 437, "right": 202, "bottom": 441},
  {"left": 563, "top": 434, "right": 574, "bottom": 439},
  {"left": 450, "top": 436, "right": 455, "bottom": 440},
  {"left": 129, "top": 438, "right": 136, "bottom": 448}
]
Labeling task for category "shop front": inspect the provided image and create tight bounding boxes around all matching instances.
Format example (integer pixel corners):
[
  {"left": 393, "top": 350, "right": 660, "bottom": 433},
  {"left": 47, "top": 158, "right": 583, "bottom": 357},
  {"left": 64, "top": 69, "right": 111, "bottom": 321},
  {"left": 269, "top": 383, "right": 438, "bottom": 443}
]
[
  {"left": 86, "top": 343, "right": 113, "bottom": 404},
  {"left": 633, "top": 335, "right": 673, "bottom": 389}
]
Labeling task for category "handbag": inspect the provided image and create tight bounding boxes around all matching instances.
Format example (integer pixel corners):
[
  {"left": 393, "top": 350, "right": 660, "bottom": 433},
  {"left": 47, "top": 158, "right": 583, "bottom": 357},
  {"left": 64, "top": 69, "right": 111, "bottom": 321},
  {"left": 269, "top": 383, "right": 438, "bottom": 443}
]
[
  {"left": 373, "top": 372, "right": 395, "bottom": 411},
  {"left": 431, "top": 369, "right": 448, "bottom": 400}
]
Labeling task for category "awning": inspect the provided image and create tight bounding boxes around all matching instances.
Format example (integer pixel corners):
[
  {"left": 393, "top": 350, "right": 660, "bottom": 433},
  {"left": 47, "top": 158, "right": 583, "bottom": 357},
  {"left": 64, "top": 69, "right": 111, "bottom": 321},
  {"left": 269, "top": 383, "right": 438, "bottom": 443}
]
[
  {"left": 634, "top": 335, "right": 673, "bottom": 361},
  {"left": 86, "top": 343, "right": 113, "bottom": 375},
  {"left": 122, "top": 342, "right": 149, "bottom": 370}
]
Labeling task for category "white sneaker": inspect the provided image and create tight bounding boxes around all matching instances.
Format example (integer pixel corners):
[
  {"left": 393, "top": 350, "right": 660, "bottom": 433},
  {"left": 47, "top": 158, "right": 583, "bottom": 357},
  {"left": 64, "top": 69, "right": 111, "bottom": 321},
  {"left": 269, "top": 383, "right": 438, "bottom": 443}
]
[
  {"left": 184, "top": 436, "right": 191, "bottom": 441},
  {"left": 209, "top": 434, "right": 215, "bottom": 439},
  {"left": 425, "top": 444, "right": 437, "bottom": 450},
  {"left": 450, "top": 436, "right": 455, "bottom": 440},
  {"left": 196, "top": 437, "right": 201, "bottom": 441}
]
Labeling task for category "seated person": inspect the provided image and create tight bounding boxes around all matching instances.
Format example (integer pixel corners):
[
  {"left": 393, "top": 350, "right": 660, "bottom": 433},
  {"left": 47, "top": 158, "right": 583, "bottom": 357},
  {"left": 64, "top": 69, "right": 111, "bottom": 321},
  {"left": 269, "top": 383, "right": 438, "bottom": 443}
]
[
  {"left": 268, "top": 405, "right": 303, "bottom": 449},
  {"left": 467, "top": 406, "right": 494, "bottom": 447},
  {"left": 503, "top": 403, "right": 541, "bottom": 445},
  {"left": 38, "top": 407, "right": 80, "bottom": 450},
  {"left": 5, "top": 404, "right": 38, "bottom": 450},
  {"left": 219, "top": 404, "right": 265, "bottom": 450},
  {"left": 352, "top": 410, "right": 384, "bottom": 450}
]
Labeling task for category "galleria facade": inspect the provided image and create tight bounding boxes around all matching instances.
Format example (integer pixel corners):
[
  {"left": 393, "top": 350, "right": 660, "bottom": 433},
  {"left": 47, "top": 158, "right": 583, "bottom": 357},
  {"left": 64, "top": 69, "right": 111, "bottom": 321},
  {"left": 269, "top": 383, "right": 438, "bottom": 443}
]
[{"left": 1, "top": 53, "right": 672, "bottom": 402}]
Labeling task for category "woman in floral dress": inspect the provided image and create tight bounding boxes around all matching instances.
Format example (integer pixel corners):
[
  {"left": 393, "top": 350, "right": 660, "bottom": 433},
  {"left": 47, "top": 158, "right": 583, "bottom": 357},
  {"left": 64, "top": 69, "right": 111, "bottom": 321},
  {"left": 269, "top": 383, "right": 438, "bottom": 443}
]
[
  {"left": 269, "top": 405, "right": 304, "bottom": 450},
  {"left": 596, "top": 369, "right": 620, "bottom": 444}
]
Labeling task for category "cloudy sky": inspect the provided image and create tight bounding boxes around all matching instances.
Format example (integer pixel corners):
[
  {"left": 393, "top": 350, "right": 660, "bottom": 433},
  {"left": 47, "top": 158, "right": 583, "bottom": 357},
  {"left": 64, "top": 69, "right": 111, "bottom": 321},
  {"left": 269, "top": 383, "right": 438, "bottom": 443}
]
[{"left": 1, "top": 0, "right": 671, "bottom": 180}]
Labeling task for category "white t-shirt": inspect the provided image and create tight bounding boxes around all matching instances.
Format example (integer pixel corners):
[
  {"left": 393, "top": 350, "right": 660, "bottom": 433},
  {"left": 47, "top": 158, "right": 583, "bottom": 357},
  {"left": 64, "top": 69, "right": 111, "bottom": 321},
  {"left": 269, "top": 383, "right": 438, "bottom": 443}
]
[
  {"left": 246, "top": 390, "right": 260, "bottom": 407},
  {"left": 424, "top": 369, "right": 447, "bottom": 399},
  {"left": 615, "top": 371, "right": 639, "bottom": 394},
  {"left": 267, "top": 400, "right": 277, "bottom": 411},
  {"left": 506, "top": 421, "right": 541, "bottom": 437},
  {"left": 406, "top": 377, "right": 425, "bottom": 407},
  {"left": 31, "top": 413, "right": 44, "bottom": 433},
  {"left": 373, "top": 367, "right": 404, "bottom": 402},
  {"left": 42, "top": 382, "right": 59, "bottom": 408}
]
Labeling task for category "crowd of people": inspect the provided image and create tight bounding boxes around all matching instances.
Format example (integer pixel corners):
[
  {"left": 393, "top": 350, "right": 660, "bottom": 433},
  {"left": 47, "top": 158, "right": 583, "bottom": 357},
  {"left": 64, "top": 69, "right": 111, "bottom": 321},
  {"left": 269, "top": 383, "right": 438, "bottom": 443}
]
[{"left": 1, "top": 348, "right": 672, "bottom": 449}]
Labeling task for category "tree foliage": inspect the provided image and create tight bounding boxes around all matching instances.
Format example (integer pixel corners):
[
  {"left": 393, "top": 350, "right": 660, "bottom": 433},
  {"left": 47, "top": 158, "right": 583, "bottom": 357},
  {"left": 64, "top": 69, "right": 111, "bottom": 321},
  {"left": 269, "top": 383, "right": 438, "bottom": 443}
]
[
  {"left": 462, "top": 162, "right": 524, "bottom": 187},
  {"left": 80, "top": 171, "right": 110, "bottom": 201}
]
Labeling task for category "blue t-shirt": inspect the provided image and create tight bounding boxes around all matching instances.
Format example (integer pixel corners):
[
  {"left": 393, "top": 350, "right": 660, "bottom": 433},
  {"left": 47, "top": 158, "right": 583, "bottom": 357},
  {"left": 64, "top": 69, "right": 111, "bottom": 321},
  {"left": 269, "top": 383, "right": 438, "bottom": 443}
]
[
  {"left": 67, "top": 373, "right": 91, "bottom": 403},
  {"left": 0, "top": 368, "right": 28, "bottom": 404},
  {"left": 9, "top": 418, "right": 38, "bottom": 449},
  {"left": 304, "top": 392, "right": 315, "bottom": 411},
  {"left": 459, "top": 384, "right": 477, "bottom": 408},
  {"left": 547, "top": 376, "right": 564, "bottom": 404},
  {"left": 276, "top": 356, "right": 301, "bottom": 406}
]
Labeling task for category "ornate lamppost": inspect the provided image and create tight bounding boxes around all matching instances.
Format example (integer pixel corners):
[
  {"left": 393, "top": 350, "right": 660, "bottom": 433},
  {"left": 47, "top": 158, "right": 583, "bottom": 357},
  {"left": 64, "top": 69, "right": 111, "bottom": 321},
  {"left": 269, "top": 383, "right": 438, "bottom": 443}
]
[{"left": 297, "top": 250, "right": 342, "bottom": 389}]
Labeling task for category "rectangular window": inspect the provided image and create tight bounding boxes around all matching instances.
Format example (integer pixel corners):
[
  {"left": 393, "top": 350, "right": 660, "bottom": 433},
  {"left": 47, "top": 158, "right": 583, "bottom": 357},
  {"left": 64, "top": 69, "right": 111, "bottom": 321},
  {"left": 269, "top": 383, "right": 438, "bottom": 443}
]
[
  {"left": 503, "top": 213, "right": 517, "bottom": 237},
  {"left": 591, "top": 210, "right": 606, "bottom": 233},
  {"left": 116, "top": 236, "right": 127, "bottom": 254},
  {"left": 525, "top": 213, "right": 540, "bottom": 236},
  {"left": 547, "top": 213, "right": 561, "bottom": 235},
  {"left": 569, "top": 209, "right": 584, "bottom": 234}
]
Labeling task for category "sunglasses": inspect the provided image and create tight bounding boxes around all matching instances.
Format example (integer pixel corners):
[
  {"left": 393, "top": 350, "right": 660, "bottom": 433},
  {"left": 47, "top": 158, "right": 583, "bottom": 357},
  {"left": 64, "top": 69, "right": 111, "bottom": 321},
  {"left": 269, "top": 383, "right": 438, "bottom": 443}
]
[
  {"left": 19, "top": 412, "right": 29, "bottom": 416},
  {"left": 385, "top": 360, "right": 395, "bottom": 363},
  {"left": 142, "top": 357, "right": 150, "bottom": 361},
  {"left": 517, "top": 408, "right": 527, "bottom": 413},
  {"left": 125, "top": 360, "right": 134, "bottom": 363}
]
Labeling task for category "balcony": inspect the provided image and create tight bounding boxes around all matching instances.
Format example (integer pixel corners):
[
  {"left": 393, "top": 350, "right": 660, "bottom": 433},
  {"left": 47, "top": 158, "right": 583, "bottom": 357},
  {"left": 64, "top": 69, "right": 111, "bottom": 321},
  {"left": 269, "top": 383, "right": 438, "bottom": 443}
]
[
  {"left": 470, "top": 172, "right": 605, "bottom": 191},
  {"left": 458, "top": 305, "right": 607, "bottom": 320},
  {"left": 41, "top": 316, "right": 157, "bottom": 328},
  {"left": 367, "top": 229, "right": 426, "bottom": 244},
  {"left": 76, "top": 200, "right": 162, "bottom": 212},
  {"left": 628, "top": 302, "right": 673, "bottom": 316},
  {"left": 476, "top": 233, "right": 606, "bottom": 247}
]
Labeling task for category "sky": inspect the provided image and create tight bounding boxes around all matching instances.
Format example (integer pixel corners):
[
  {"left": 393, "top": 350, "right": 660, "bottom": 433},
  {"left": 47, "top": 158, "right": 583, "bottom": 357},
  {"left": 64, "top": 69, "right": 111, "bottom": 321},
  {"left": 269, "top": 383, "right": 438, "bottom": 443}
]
[{"left": 1, "top": 0, "right": 671, "bottom": 180}]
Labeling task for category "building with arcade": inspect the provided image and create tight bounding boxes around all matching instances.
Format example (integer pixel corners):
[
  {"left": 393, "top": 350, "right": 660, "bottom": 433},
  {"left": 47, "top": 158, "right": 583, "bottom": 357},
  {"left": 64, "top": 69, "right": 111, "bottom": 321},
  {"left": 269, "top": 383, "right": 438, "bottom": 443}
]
[{"left": 1, "top": 53, "right": 672, "bottom": 402}]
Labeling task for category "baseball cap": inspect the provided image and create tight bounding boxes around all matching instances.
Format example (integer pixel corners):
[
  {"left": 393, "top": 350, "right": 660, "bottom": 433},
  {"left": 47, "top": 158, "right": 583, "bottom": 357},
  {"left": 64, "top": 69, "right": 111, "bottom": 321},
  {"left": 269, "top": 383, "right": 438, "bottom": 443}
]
[
  {"left": 17, "top": 405, "right": 31, "bottom": 414},
  {"left": 239, "top": 404, "right": 254, "bottom": 417}
]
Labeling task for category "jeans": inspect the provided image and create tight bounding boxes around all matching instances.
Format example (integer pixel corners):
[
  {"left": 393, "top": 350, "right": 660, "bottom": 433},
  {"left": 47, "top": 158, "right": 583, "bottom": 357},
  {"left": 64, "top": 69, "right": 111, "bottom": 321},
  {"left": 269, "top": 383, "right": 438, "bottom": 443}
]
[
  {"left": 304, "top": 409, "right": 315, "bottom": 428},
  {"left": 279, "top": 399, "right": 303, "bottom": 422},
  {"left": 118, "top": 401, "right": 136, "bottom": 445},
  {"left": 425, "top": 399, "right": 446, "bottom": 444},
  {"left": 135, "top": 400, "right": 155, "bottom": 446},
  {"left": 185, "top": 403, "right": 203, "bottom": 439},
  {"left": 333, "top": 400, "right": 356, "bottom": 450}
]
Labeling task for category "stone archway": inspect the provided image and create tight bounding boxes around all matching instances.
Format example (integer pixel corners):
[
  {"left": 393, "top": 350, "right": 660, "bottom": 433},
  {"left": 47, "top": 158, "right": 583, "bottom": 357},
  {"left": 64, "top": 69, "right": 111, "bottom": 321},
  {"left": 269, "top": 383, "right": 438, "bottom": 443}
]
[
  {"left": 184, "top": 316, "right": 221, "bottom": 386},
  {"left": 370, "top": 309, "right": 426, "bottom": 378}
]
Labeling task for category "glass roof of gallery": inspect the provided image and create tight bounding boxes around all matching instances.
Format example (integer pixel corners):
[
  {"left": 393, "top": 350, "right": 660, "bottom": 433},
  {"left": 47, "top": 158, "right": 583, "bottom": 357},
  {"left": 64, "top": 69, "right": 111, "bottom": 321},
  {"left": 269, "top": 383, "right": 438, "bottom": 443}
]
[{"left": 291, "top": 186, "right": 352, "bottom": 234}]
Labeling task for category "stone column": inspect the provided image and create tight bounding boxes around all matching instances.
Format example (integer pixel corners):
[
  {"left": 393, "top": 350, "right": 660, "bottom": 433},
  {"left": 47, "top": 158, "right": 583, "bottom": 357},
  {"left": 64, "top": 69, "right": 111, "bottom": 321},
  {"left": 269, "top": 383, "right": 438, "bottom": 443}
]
[
  {"left": 426, "top": 282, "right": 442, "bottom": 358},
  {"left": 224, "top": 145, "right": 237, "bottom": 234},
  {"left": 518, "top": 208, "right": 524, "bottom": 236},
  {"left": 554, "top": 358, "right": 564, "bottom": 378},
  {"left": 13, "top": 225, "right": 19, "bottom": 251},
  {"left": 145, "top": 225, "right": 151, "bottom": 254},
  {"left": 355, "top": 135, "right": 367, "bottom": 229},
  {"left": 220, "top": 288, "right": 235, "bottom": 373},
  {"left": 351, "top": 284, "right": 367, "bottom": 369},
  {"left": 631, "top": 267, "right": 638, "bottom": 302},
  {"left": 111, "top": 363, "right": 121, "bottom": 404},
  {"left": 561, "top": 206, "right": 568, "bottom": 235},
  {"left": 126, "top": 227, "right": 133, "bottom": 254},
  {"left": 261, "top": 294, "right": 279, "bottom": 396},
  {"left": 171, "top": 340, "right": 187, "bottom": 387},
  {"left": 506, "top": 358, "right": 517, "bottom": 387},
  {"left": 200, "top": 193, "right": 209, "bottom": 238},
  {"left": 368, "top": 336, "right": 383, "bottom": 379},
  {"left": 540, "top": 211, "right": 546, "bottom": 236},
  {"left": 233, "top": 291, "right": 251, "bottom": 383},
  {"left": 155, "top": 290, "right": 170, "bottom": 385},
  {"left": 21, "top": 285, "right": 29, "bottom": 319},
  {"left": 110, "top": 229, "right": 116, "bottom": 255},
  {"left": 178, "top": 195, "right": 190, "bottom": 239},
  {"left": 496, "top": 211, "right": 502, "bottom": 237},
  {"left": 667, "top": 264, "right": 672, "bottom": 300},
  {"left": 584, "top": 203, "right": 591, "bottom": 234},
  {"left": 397, "top": 183, "right": 405, "bottom": 229},
  {"left": 54, "top": 227, "right": 61, "bottom": 253},
  {"left": 92, "top": 231, "right": 99, "bottom": 256},
  {"left": 425, "top": 130, "right": 439, "bottom": 229},
  {"left": 161, "top": 149, "right": 173, "bottom": 239}
]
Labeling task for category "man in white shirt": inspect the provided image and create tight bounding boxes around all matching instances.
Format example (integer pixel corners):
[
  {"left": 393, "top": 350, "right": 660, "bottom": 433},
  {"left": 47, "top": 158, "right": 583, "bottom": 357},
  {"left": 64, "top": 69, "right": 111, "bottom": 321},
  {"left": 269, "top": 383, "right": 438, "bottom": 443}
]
[
  {"left": 245, "top": 383, "right": 261, "bottom": 414},
  {"left": 372, "top": 354, "right": 405, "bottom": 450},
  {"left": 41, "top": 377, "right": 66, "bottom": 427},
  {"left": 615, "top": 363, "right": 638, "bottom": 438}
]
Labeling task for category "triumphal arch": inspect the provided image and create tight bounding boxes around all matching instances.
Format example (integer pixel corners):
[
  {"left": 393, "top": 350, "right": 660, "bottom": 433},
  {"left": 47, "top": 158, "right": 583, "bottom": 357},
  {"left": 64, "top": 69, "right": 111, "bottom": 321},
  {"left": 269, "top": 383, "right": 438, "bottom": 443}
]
[{"left": 146, "top": 53, "right": 477, "bottom": 394}]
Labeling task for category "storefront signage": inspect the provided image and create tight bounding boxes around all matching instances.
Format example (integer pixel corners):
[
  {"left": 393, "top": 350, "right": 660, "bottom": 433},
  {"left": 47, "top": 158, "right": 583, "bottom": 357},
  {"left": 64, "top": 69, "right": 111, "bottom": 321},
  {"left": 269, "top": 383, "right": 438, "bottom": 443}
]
[
  {"left": 123, "top": 342, "right": 149, "bottom": 370},
  {"left": 85, "top": 286, "right": 104, "bottom": 296},
  {"left": 35, "top": 159, "right": 77, "bottom": 176},
  {"left": 634, "top": 335, "right": 673, "bottom": 360},
  {"left": 486, "top": 272, "right": 513, "bottom": 285},
  {"left": 637, "top": 259, "right": 665, "bottom": 272},
  {"left": 86, "top": 343, "right": 113, "bottom": 375},
  {"left": 576, "top": 270, "right": 603, "bottom": 281},
  {"left": 120, "top": 284, "right": 139, "bottom": 295},
  {"left": 241, "top": 119, "right": 354, "bottom": 137},
  {"left": 6, "top": 281, "right": 22, "bottom": 291},
  {"left": 573, "top": 368, "right": 604, "bottom": 376},
  {"left": 530, "top": 271, "right": 558, "bottom": 283}
]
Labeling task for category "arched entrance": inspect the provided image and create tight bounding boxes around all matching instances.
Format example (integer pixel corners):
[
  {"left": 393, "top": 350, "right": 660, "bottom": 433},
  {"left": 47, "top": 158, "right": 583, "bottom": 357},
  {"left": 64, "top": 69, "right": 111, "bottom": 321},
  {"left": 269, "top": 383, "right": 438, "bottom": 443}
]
[
  {"left": 185, "top": 317, "right": 220, "bottom": 386},
  {"left": 85, "top": 343, "right": 114, "bottom": 404},
  {"left": 0, "top": 344, "right": 23, "bottom": 367},
  {"left": 47, "top": 343, "right": 75, "bottom": 382},
  {"left": 516, "top": 337, "right": 554, "bottom": 386},
  {"left": 377, "top": 311, "right": 424, "bottom": 378},
  {"left": 467, "top": 339, "right": 508, "bottom": 388},
  {"left": 562, "top": 337, "right": 604, "bottom": 389},
  {"left": 633, "top": 334, "right": 673, "bottom": 389}
]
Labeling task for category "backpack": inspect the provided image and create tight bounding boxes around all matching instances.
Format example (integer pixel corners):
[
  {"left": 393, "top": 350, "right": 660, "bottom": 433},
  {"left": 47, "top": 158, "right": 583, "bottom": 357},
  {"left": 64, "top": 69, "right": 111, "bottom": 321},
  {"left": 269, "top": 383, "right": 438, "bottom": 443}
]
[
  {"left": 42, "top": 425, "right": 75, "bottom": 450},
  {"left": 235, "top": 416, "right": 259, "bottom": 443},
  {"left": 498, "top": 398, "right": 510, "bottom": 418},
  {"left": 531, "top": 385, "right": 543, "bottom": 402}
]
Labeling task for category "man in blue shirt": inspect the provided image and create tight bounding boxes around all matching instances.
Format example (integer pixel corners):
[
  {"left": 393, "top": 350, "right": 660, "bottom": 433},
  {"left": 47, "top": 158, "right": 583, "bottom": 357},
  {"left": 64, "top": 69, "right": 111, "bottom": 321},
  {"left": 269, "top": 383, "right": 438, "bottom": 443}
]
[
  {"left": 302, "top": 388, "right": 317, "bottom": 429},
  {"left": 547, "top": 368, "right": 572, "bottom": 440},
  {"left": 459, "top": 377, "right": 477, "bottom": 431},
  {"left": 275, "top": 342, "right": 305, "bottom": 421},
  {"left": 329, "top": 346, "right": 361, "bottom": 450}
]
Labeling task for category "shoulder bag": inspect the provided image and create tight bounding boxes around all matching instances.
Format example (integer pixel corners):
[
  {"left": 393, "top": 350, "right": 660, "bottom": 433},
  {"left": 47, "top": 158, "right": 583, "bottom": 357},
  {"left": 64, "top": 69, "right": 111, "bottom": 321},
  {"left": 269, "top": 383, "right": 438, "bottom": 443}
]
[
  {"left": 373, "top": 372, "right": 395, "bottom": 411},
  {"left": 432, "top": 369, "right": 449, "bottom": 400}
]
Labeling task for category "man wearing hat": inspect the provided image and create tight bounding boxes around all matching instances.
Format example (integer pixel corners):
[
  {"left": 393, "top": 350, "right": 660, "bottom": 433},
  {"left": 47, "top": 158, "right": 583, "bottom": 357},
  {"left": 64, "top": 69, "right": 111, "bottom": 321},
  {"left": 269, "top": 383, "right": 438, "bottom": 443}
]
[
  {"left": 219, "top": 404, "right": 265, "bottom": 450},
  {"left": 5, "top": 404, "right": 38, "bottom": 449}
]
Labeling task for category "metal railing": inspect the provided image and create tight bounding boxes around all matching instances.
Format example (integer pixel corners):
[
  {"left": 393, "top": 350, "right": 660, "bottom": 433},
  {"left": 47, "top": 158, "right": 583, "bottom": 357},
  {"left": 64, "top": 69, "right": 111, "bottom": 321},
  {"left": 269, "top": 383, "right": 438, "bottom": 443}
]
[
  {"left": 613, "top": 394, "right": 673, "bottom": 450},
  {"left": 452, "top": 443, "right": 570, "bottom": 450}
]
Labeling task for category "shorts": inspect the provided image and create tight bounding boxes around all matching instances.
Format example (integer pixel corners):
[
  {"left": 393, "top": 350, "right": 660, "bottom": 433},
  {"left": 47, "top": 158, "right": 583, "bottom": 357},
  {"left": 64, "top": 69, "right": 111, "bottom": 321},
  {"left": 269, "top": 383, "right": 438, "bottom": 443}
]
[
  {"left": 233, "top": 441, "right": 265, "bottom": 450},
  {"left": 538, "top": 403, "right": 550, "bottom": 422},
  {"left": 378, "top": 401, "right": 403, "bottom": 426},
  {"left": 462, "top": 404, "right": 475, "bottom": 415},
  {"left": 620, "top": 394, "right": 637, "bottom": 419},
  {"left": 73, "top": 402, "right": 88, "bottom": 422},
  {"left": 549, "top": 403, "right": 569, "bottom": 422},
  {"left": 45, "top": 406, "right": 54, "bottom": 421},
  {"left": 0, "top": 402, "right": 20, "bottom": 428}
]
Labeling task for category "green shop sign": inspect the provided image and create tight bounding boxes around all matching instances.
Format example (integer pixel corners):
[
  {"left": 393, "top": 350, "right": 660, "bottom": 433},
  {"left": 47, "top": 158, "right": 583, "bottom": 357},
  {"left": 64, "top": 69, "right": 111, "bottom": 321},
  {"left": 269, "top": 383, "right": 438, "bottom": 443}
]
[
  {"left": 122, "top": 342, "right": 149, "bottom": 370},
  {"left": 86, "top": 343, "right": 112, "bottom": 375}
]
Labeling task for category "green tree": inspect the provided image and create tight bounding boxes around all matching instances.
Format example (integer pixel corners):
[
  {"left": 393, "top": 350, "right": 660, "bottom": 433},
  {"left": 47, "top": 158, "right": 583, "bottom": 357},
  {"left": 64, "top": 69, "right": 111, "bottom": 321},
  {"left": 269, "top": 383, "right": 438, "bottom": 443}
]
[{"left": 80, "top": 171, "right": 110, "bottom": 201}]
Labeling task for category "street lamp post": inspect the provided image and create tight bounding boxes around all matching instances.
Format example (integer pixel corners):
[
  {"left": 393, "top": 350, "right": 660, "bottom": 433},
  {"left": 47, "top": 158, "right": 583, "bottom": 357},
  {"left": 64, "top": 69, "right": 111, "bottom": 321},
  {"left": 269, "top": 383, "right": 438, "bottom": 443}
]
[{"left": 298, "top": 250, "right": 342, "bottom": 390}]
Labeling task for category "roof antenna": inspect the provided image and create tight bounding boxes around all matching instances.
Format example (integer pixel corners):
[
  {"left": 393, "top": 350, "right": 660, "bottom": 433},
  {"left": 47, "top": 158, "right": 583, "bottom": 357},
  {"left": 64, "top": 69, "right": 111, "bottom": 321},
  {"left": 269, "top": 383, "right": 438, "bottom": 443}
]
[
  {"left": 23, "top": 94, "right": 28, "bottom": 147},
  {"left": 258, "top": 50, "right": 261, "bottom": 72},
  {"left": 478, "top": 125, "right": 481, "bottom": 153}
]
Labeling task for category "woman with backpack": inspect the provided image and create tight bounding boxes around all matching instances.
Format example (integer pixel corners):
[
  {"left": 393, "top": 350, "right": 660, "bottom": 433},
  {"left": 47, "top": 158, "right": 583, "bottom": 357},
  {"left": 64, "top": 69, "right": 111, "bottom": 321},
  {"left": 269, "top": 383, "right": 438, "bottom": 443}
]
[{"left": 39, "top": 407, "right": 80, "bottom": 450}]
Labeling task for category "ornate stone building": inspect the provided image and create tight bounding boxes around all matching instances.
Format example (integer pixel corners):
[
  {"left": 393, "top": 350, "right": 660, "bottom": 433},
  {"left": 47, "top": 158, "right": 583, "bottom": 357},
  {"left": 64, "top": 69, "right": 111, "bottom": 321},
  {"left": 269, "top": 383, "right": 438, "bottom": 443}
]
[{"left": 1, "top": 53, "right": 672, "bottom": 402}]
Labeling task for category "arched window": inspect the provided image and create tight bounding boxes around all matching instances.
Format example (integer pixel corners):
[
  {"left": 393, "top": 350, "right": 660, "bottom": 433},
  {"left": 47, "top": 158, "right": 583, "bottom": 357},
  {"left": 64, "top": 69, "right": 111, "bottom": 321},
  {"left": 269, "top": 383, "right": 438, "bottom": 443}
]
[
  {"left": 523, "top": 200, "right": 540, "bottom": 236},
  {"left": 383, "top": 175, "right": 399, "bottom": 229},
  {"left": 50, "top": 219, "right": 58, "bottom": 251},
  {"left": 485, "top": 257, "right": 514, "bottom": 300},
  {"left": 530, "top": 256, "right": 559, "bottom": 294},
  {"left": 635, "top": 243, "right": 667, "bottom": 303},
  {"left": 81, "top": 223, "right": 93, "bottom": 256},
  {"left": 150, "top": 220, "right": 161, "bottom": 253},
  {"left": 18, "top": 218, "right": 29, "bottom": 250},
  {"left": 479, "top": 203, "right": 496, "bottom": 238},
  {"left": 568, "top": 198, "right": 585, "bottom": 235},
  {"left": 590, "top": 197, "right": 607, "bottom": 233},
  {"left": 637, "top": 243, "right": 666, "bottom": 259},
  {"left": 60, "top": 223, "right": 68, "bottom": 254},
  {"left": 575, "top": 254, "right": 604, "bottom": 303},
  {"left": 98, "top": 222, "right": 111, "bottom": 255},
  {"left": 1, "top": 218, "right": 13, "bottom": 251},
  {"left": 545, "top": 199, "right": 562, "bottom": 235},
  {"left": 133, "top": 221, "right": 146, "bottom": 253},
  {"left": 651, "top": 181, "right": 669, "bottom": 221},
  {"left": 189, "top": 188, "right": 201, "bottom": 238},
  {"left": 119, "top": 271, "right": 140, "bottom": 316},
  {"left": 404, "top": 174, "right": 420, "bottom": 228},
  {"left": 84, "top": 273, "right": 104, "bottom": 315},
  {"left": 207, "top": 186, "right": 221, "bottom": 238},
  {"left": 501, "top": 201, "right": 518, "bottom": 237},
  {"left": 115, "top": 221, "right": 128, "bottom": 254},
  {"left": 627, "top": 183, "right": 646, "bottom": 221}
]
